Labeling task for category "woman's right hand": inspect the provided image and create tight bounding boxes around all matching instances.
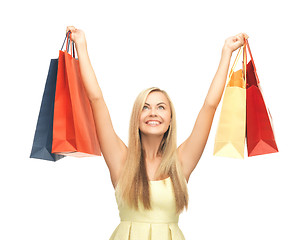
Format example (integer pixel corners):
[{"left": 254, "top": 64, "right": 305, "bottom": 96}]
[{"left": 66, "top": 26, "right": 86, "bottom": 46}]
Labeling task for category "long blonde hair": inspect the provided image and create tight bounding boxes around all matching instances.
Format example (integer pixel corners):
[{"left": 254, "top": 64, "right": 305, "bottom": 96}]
[{"left": 117, "top": 87, "right": 188, "bottom": 213}]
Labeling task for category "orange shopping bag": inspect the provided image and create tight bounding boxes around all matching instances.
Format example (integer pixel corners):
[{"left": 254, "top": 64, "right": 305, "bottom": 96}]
[{"left": 52, "top": 32, "right": 101, "bottom": 157}]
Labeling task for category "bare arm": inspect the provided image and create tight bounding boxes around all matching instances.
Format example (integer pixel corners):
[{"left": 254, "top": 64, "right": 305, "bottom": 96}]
[
  {"left": 67, "top": 27, "right": 127, "bottom": 187},
  {"left": 178, "top": 33, "right": 248, "bottom": 181}
]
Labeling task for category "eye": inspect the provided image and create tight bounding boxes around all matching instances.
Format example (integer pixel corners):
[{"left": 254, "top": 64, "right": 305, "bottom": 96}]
[
  {"left": 142, "top": 105, "right": 149, "bottom": 110},
  {"left": 158, "top": 105, "right": 165, "bottom": 110}
]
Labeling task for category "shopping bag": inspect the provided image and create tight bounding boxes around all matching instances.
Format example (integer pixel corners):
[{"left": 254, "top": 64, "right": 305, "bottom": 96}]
[
  {"left": 213, "top": 46, "right": 246, "bottom": 159},
  {"left": 52, "top": 32, "right": 101, "bottom": 157},
  {"left": 30, "top": 58, "right": 65, "bottom": 161},
  {"left": 245, "top": 39, "right": 278, "bottom": 156}
]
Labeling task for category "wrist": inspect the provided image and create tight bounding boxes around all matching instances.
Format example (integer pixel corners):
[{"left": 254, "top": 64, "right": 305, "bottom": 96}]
[
  {"left": 222, "top": 46, "right": 233, "bottom": 56},
  {"left": 75, "top": 40, "right": 87, "bottom": 52}
]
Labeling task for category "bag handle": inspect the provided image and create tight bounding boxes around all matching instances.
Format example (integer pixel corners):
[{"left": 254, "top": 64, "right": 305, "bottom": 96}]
[
  {"left": 243, "top": 39, "right": 247, "bottom": 82},
  {"left": 60, "top": 31, "right": 76, "bottom": 58},
  {"left": 228, "top": 46, "right": 243, "bottom": 79},
  {"left": 67, "top": 34, "right": 76, "bottom": 58},
  {"left": 245, "top": 39, "right": 260, "bottom": 84},
  {"left": 227, "top": 41, "right": 247, "bottom": 88}
]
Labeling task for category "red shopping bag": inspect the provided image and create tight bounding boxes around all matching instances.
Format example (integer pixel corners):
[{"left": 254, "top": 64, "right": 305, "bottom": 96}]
[
  {"left": 245, "top": 39, "right": 278, "bottom": 157},
  {"left": 52, "top": 32, "right": 101, "bottom": 157}
]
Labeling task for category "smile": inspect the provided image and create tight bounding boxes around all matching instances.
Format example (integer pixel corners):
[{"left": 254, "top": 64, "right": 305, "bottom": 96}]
[{"left": 146, "top": 120, "right": 161, "bottom": 126}]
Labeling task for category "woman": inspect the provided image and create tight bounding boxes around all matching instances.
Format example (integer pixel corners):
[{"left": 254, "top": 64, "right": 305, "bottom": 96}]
[{"left": 66, "top": 26, "right": 248, "bottom": 239}]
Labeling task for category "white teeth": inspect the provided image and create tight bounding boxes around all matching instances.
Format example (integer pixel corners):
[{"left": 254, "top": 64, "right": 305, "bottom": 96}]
[{"left": 147, "top": 121, "right": 160, "bottom": 125}]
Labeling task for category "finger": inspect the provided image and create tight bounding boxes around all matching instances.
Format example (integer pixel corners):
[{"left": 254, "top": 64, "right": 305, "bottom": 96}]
[
  {"left": 66, "top": 26, "right": 76, "bottom": 33},
  {"left": 240, "top": 34, "right": 247, "bottom": 44},
  {"left": 239, "top": 33, "right": 246, "bottom": 39},
  {"left": 238, "top": 32, "right": 249, "bottom": 40},
  {"left": 234, "top": 34, "right": 244, "bottom": 45},
  {"left": 233, "top": 40, "right": 243, "bottom": 49}
]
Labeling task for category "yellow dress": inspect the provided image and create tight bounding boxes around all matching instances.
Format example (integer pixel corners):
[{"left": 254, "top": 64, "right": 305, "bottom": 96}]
[{"left": 110, "top": 177, "right": 185, "bottom": 240}]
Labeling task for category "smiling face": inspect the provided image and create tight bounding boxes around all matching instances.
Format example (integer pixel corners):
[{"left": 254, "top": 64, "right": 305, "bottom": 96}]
[{"left": 139, "top": 91, "right": 172, "bottom": 137}]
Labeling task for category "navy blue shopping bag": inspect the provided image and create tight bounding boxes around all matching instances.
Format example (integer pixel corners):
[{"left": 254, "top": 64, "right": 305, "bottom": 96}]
[{"left": 29, "top": 58, "right": 65, "bottom": 161}]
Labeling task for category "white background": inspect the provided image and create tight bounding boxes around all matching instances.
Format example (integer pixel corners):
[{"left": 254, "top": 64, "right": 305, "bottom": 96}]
[{"left": 1, "top": 0, "right": 306, "bottom": 239}]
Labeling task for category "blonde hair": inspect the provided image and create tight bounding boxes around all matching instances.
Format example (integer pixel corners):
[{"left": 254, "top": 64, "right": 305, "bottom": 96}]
[{"left": 117, "top": 87, "right": 188, "bottom": 214}]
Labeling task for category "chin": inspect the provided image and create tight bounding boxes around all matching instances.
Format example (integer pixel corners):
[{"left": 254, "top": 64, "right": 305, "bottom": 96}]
[
  {"left": 140, "top": 127, "right": 168, "bottom": 137},
  {"left": 142, "top": 131, "right": 165, "bottom": 137}
]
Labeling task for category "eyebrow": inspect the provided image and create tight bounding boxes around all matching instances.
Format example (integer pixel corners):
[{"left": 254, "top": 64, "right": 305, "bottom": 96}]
[{"left": 144, "top": 102, "right": 167, "bottom": 106}]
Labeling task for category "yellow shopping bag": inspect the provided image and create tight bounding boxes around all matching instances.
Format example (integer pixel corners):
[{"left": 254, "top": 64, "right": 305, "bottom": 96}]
[{"left": 213, "top": 45, "right": 247, "bottom": 159}]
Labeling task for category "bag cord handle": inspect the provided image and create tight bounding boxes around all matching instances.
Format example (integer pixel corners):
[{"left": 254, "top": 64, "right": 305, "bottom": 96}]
[
  {"left": 246, "top": 39, "right": 260, "bottom": 84},
  {"left": 228, "top": 46, "right": 243, "bottom": 79},
  {"left": 60, "top": 31, "right": 76, "bottom": 58},
  {"left": 243, "top": 39, "right": 247, "bottom": 82},
  {"left": 227, "top": 41, "right": 247, "bottom": 88}
]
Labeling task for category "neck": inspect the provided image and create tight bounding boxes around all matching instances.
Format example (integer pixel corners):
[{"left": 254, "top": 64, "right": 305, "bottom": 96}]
[{"left": 141, "top": 133, "right": 163, "bottom": 161}]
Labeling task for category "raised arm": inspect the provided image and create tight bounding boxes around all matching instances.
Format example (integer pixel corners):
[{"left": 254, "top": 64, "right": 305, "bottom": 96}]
[
  {"left": 67, "top": 26, "right": 127, "bottom": 187},
  {"left": 178, "top": 33, "right": 248, "bottom": 181}
]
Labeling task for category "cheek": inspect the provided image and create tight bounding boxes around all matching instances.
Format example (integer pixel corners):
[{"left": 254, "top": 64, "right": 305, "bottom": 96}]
[
  {"left": 139, "top": 112, "right": 146, "bottom": 125},
  {"left": 162, "top": 112, "right": 172, "bottom": 124}
]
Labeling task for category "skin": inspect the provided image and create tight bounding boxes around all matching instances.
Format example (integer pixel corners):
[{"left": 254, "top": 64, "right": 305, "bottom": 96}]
[
  {"left": 139, "top": 91, "right": 172, "bottom": 180},
  {"left": 65, "top": 26, "right": 248, "bottom": 188}
]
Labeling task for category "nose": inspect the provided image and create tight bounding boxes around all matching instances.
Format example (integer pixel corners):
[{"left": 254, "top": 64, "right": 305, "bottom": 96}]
[{"left": 149, "top": 108, "right": 158, "bottom": 116}]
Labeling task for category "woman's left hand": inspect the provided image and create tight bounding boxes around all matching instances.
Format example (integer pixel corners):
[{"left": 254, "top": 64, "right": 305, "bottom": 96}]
[{"left": 223, "top": 33, "right": 249, "bottom": 53}]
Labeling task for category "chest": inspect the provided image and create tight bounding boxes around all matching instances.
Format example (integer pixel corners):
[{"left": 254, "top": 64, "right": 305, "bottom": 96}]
[{"left": 145, "top": 158, "right": 163, "bottom": 180}]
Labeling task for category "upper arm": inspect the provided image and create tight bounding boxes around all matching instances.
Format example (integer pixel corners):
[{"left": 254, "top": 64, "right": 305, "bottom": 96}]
[
  {"left": 90, "top": 97, "right": 127, "bottom": 184},
  {"left": 178, "top": 103, "right": 216, "bottom": 180}
]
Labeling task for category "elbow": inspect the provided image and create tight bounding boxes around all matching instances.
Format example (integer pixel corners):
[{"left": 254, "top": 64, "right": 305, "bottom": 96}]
[
  {"left": 89, "top": 95, "right": 103, "bottom": 103},
  {"left": 88, "top": 90, "right": 104, "bottom": 103},
  {"left": 204, "top": 95, "right": 221, "bottom": 111},
  {"left": 204, "top": 100, "right": 219, "bottom": 111},
  {"left": 87, "top": 88, "right": 103, "bottom": 103}
]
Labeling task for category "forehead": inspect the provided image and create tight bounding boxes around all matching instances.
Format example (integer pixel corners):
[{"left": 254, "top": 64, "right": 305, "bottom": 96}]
[{"left": 145, "top": 91, "right": 169, "bottom": 104}]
